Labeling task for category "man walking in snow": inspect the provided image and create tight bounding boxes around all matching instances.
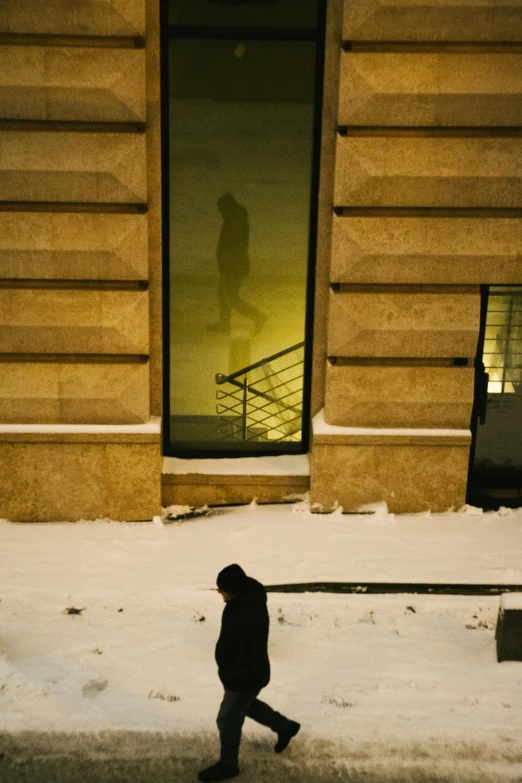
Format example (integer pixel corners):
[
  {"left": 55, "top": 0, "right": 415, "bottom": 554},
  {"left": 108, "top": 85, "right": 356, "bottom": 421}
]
[{"left": 198, "top": 564, "right": 300, "bottom": 782}]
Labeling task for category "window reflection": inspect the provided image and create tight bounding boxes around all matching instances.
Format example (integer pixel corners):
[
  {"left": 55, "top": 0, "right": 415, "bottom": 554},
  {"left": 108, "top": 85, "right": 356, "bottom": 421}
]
[
  {"left": 169, "top": 0, "right": 317, "bottom": 29},
  {"left": 208, "top": 194, "right": 267, "bottom": 334},
  {"left": 167, "top": 34, "right": 316, "bottom": 453}
]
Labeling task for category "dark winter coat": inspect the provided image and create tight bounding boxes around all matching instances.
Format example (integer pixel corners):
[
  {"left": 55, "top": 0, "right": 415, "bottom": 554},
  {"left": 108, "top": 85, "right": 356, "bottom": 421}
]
[
  {"left": 215, "top": 576, "right": 271, "bottom": 693},
  {"left": 216, "top": 201, "right": 250, "bottom": 279}
]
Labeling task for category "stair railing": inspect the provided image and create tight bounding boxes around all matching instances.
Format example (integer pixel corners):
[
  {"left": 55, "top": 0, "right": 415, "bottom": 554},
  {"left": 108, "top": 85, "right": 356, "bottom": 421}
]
[{"left": 215, "top": 342, "right": 305, "bottom": 442}]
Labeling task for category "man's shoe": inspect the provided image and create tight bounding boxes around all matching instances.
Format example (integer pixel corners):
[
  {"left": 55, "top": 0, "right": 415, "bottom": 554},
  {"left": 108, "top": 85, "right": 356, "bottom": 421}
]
[
  {"left": 197, "top": 761, "right": 239, "bottom": 782},
  {"left": 274, "top": 720, "right": 300, "bottom": 753}
]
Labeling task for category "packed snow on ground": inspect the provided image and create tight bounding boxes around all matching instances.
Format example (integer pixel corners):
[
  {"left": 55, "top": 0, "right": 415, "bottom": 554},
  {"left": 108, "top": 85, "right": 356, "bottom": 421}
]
[{"left": 0, "top": 501, "right": 522, "bottom": 767}]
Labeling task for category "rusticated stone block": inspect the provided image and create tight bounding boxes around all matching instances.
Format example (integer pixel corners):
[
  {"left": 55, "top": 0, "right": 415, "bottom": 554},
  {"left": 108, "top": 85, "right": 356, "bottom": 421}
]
[
  {"left": 0, "top": 440, "right": 161, "bottom": 522},
  {"left": 0, "top": 131, "right": 146, "bottom": 204},
  {"left": 0, "top": 0, "right": 145, "bottom": 37},
  {"left": 0, "top": 361, "right": 149, "bottom": 424},
  {"left": 343, "top": 0, "right": 522, "bottom": 42},
  {"left": 0, "top": 46, "right": 146, "bottom": 123},
  {"left": 335, "top": 136, "right": 522, "bottom": 208},
  {"left": 324, "top": 362, "right": 475, "bottom": 428},
  {"left": 331, "top": 215, "right": 522, "bottom": 285},
  {"left": 0, "top": 213, "right": 148, "bottom": 280},
  {"left": 340, "top": 52, "right": 522, "bottom": 127},
  {"left": 310, "top": 441, "right": 470, "bottom": 513},
  {"left": 310, "top": 412, "right": 471, "bottom": 513},
  {"left": 327, "top": 289, "right": 481, "bottom": 358},
  {"left": 0, "top": 289, "right": 149, "bottom": 354}
]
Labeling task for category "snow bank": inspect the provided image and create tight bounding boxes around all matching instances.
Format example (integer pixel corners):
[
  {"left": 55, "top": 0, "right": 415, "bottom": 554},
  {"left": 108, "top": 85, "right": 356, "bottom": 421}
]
[
  {"left": 162, "top": 454, "right": 310, "bottom": 476},
  {"left": 501, "top": 592, "right": 522, "bottom": 610},
  {"left": 0, "top": 418, "right": 161, "bottom": 435}
]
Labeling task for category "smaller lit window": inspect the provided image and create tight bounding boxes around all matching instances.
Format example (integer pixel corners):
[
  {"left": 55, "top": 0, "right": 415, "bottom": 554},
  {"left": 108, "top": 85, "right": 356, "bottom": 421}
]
[{"left": 483, "top": 287, "right": 522, "bottom": 394}]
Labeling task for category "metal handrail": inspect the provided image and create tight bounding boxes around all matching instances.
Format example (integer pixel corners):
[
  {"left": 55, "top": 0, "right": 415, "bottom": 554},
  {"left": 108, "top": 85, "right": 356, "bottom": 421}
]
[
  {"left": 217, "top": 379, "right": 302, "bottom": 414},
  {"left": 215, "top": 341, "right": 305, "bottom": 443},
  {"left": 215, "top": 341, "right": 305, "bottom": 385}
]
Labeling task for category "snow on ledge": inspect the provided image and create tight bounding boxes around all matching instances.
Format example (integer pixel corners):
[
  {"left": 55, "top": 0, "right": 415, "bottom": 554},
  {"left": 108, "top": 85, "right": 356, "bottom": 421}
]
[
  {"left": 163, "top": 454, "right": 310, "bottom": 476},
  {"left": 501, "top": 592, "right": 522, "bottom": 610},
  {"left": 0, "top": 417, "right": 162, "bottom": 435},
  {"left": 313, "top": 409, "right": 470, "bottom": 438}
]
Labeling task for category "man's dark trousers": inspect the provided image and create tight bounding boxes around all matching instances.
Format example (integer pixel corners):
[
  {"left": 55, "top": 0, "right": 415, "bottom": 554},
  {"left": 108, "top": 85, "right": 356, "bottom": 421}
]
[{"left": 218, "top": 688, "right": 292, "bottom": 765}]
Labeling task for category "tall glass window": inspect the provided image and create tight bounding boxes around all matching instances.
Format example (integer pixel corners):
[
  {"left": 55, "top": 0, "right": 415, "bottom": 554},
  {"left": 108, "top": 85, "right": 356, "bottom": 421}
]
[
  {"left": 163, "top": 1, "right": 322, "bottom": 455},
  {"left": 470, "top": 286, "right": 522, "bottom": 508}
]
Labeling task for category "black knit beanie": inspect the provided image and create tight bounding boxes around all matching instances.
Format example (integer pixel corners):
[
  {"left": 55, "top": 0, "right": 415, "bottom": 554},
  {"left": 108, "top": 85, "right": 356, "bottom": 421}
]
[{"left": 217, "top": 563, "right": 248, "bottom": 595}]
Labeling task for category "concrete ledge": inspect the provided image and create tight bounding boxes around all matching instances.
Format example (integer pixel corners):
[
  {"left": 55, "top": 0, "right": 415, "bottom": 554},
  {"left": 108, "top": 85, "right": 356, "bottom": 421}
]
[
  {"left": 161, "top": 454, "right": 310, "bottom": 507},
  {"left": 162, "top": 473, "right": 309, "bottom": 508},
  {"left": 496, "top": 593, "right": 522, "bottom": 662},
  {"left": 0, "top": 417, "right": 161, "bottom": 443},
  {"left": 313, "top": 409, "right": 471, "bottom": 447}
]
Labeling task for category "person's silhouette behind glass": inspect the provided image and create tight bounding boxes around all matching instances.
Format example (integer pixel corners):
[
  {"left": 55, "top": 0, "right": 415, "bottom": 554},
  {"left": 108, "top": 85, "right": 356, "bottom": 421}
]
[{"left": 207, "top": 193, "right": 266, "bottom": 334}]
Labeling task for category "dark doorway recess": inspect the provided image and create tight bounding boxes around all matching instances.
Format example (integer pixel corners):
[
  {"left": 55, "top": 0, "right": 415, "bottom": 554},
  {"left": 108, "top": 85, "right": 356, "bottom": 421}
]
[
  {"left": 468, "top": 286, "right": 522, "bottom": 510},
  {"left": 161, "top": 0, "right": 326, "bottom": 457}
]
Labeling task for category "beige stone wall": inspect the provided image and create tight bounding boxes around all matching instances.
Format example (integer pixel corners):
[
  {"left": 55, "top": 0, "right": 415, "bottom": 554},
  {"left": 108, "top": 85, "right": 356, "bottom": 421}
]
[
  {"left": 145, "top": 0, "right": 162, "bottom": 418},
  {"left": 330, "top": 215, "right": 522, "bottom": 285},
  {"left": 310, "top": 0, "right": 522, "bottom": 513},
  {"left": 327, "top": 287, "right": 481, "bottom": 358},
  {"left": 0, "top": 0, "right": 161, "bottom": 521},
  {"left": 311, "top": 437, "right": 471, "bottom": 514},
  {"left": 0, "top": 430, "right": 161, "bottom": 523},
  {"left": 335, "top": 136, "right": 522, "bottom": 208},
  {"left": 325, "top": 362, "right": 475, "bottom": 429},
  {"left": 0, "top": 213, "right": 149, "bottom": 280},
  {"left": 0, "top": 362, "right": 150, "bottom": 425},
  {"left": 0, "top": 46, "right": 146, "bottom": 122},
  {"left": 339, "top": 52, "right": 522, "bottom": 127},
  {"left": 311, "top": 0, "right": 344, "bottom": 417},
  {"left": 0, "top": 1, "right": 146, "bottom": 37},
  {"left": 343, "top": 1, "right": 522, "bottom": 42},
  {"left": 2, "top": 0, "right": 521, "bottom": 518}
]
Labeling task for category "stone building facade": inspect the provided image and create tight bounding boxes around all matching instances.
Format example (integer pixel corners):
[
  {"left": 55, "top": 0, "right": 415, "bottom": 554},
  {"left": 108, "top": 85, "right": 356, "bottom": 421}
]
[{"left": 0, "top": 1, "right": 521, "bottom": 520}]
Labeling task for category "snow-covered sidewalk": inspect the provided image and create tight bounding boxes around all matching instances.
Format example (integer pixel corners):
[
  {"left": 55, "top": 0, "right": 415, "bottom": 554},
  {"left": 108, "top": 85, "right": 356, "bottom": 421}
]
[{"left": 1, "top": 502, "right": 522, "bottom": 776}]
